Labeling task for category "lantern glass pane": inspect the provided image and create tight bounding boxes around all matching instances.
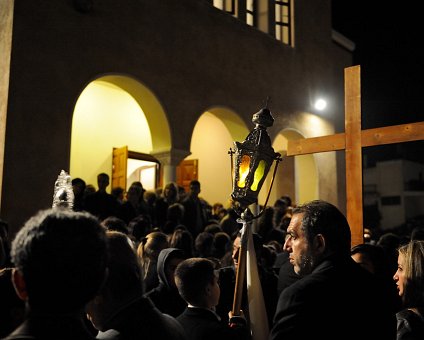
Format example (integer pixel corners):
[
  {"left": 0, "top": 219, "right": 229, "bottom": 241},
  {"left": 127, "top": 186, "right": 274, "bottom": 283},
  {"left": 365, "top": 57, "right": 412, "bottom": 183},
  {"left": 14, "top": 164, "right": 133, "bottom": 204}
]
[
  {"left": 237, "top": 155, "right": 251, "bottom": 188},
  {"left": 251, "top": 159, "right": 266, "bottom": 191}
]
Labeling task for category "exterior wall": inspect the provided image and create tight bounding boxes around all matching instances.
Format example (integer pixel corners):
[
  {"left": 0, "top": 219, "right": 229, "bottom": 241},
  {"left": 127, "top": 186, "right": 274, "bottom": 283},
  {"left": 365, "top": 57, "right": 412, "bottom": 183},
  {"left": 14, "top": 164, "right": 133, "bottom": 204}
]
[
  {"left": 364, "top": 159, "right": 424, "bottom": 230},
  {"left": 377, "top": 160, "right": 405, "bottom": 229},
  {"left": 2, "top": 0, "right": 352, "bottom": 234},
  {"left": 403, "top": 160, "right": 424, "bottom": 221}
]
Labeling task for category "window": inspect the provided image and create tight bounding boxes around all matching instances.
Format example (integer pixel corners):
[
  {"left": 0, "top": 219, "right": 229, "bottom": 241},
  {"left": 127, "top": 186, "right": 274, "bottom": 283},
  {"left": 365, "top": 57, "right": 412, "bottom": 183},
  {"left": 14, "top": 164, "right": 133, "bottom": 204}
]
[
  {"left": 275, "top": 0, "right": 292, "bottom": 46},
  {"left": 213, "top": 0, "right": 236, "bottom": 15},
  {"left": 213, "top": 0, "right": 293, "bottom": 45},
  {"left": 246, "top": 0, "right": 256, "bottom": 26}
]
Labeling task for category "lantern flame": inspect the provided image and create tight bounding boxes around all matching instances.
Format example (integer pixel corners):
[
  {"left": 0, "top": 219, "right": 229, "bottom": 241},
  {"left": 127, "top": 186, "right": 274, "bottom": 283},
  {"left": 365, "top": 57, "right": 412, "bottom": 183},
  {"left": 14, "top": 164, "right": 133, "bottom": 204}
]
[{"left": 237, "top": 155, "right": 251, "bottom": 188}]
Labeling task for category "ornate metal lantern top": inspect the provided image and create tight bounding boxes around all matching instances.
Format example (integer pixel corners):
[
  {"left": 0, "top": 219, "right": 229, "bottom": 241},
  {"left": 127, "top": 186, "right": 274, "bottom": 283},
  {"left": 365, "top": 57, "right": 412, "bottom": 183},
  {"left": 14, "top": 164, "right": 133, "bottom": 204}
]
[{"left": 230, "top": 103, "right": 281, "bottom": 212}]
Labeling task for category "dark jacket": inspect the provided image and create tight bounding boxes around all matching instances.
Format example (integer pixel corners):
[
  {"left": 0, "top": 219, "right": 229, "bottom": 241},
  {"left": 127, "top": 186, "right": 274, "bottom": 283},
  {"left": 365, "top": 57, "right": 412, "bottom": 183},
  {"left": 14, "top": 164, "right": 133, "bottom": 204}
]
[
  {"left": 181, "top": 196, "right": 208, "bottom": 238},
  {"left": 144, "top": 248, "right": 187, "bottom": 317},
  {"left": 2, "top": 311, "right": 96, "bottom": 340},
  {"left": 270, "top": 255, "right": 397, "bottom": 340},
  {"left": 116, "top": 201, "right": 149, "bottom": 225},
  {"left": 96, "top": 295, "right": 187, "bottom": 340},
  {"left": 84, "top": 191, "right": 118, "bottom": 221},
  {"left": 177, "top": 307, "right": 249, "bottom": 340},
  {"left": 396, "top": 308, "right": 424, "bottom": 340}
]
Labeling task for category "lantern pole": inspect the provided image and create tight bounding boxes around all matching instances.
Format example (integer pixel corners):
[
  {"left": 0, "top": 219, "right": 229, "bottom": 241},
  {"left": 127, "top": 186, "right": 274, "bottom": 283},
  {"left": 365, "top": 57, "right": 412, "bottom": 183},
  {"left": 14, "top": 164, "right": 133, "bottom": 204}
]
[
  {"left": 229, "top": 100, "right": 282, "bottom": 318},
  {"left": 231, "top": 208, "right": 253, "bottom": 316}
]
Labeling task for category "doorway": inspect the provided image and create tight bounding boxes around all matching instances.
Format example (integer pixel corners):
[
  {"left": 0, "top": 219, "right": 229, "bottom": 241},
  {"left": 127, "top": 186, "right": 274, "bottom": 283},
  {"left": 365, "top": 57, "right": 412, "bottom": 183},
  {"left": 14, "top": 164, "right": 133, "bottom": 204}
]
[
  {"left": 70, "top": 75, "right": 170, "bottom": 191},
  {"left": 112, "top": 145, "right": 160, "bottom": 191}
]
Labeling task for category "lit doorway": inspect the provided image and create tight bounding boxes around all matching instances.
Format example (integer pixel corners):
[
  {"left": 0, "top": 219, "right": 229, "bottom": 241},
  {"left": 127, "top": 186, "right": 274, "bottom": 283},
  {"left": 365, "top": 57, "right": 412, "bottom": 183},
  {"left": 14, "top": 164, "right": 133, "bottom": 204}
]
[{"left": 70, "top": 75, "right": 170, "bottom": 191}]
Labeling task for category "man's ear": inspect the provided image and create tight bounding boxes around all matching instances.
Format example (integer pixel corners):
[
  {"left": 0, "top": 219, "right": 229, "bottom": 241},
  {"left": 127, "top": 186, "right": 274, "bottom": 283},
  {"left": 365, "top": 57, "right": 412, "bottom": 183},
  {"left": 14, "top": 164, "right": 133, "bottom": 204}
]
[
  {"left": 313, "top": 234, "right": 326, "bottom": 255},
  {"left": 12, "top": 268, "right": 28, "bottom": 301},
  {"left": 204, "top": 281, "right": 216, "bottom": 298},
  {"left": 205, "top": 284, "right": 211, "bottom": 297}
]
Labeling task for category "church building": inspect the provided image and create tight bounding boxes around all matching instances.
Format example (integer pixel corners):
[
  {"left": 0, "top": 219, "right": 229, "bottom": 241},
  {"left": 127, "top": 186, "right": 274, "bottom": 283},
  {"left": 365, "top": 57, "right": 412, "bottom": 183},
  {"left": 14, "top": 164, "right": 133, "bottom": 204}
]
[{"left": 0, "top": 0, "right": 354, "bottom": 235}]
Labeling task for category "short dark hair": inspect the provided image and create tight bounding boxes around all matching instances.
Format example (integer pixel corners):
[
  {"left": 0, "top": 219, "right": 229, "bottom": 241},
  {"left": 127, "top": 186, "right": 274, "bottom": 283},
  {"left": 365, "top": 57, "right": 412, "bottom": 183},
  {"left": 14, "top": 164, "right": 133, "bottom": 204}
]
[
  {"left": 350, "top": 243, "right": 388, "bottom": 276},
  {"left": 102, "top": 216, "right": 128, "bottom": 234},
  {"left": 11, "top": 208, "right": 108, "bottom": 312},
  {"left": 169, "top": 228, "right": 193, "bottom": 258},
  {"left": 71, "top": 177, "right": 86, "bottom": 187},
  {"left": 98, "top": 173, "right": 109, "bottom": 179},
  {"left": 129, "top": 215, "right": 152, "bottom": 242},
  {"left": 293, "top": 200, "right": 351, "bottom": 257},
  {"left": 190, "top": 180, "right": 200, "bottom": 188},
  {"left": 194, "top": 232, "right": 214, "bottom": 258},
  {"left": 174, "top": 257, "right": 215, "bottom": 305},
  {"left": 111, "top": 186, "right": 124, "bottom": 197}
]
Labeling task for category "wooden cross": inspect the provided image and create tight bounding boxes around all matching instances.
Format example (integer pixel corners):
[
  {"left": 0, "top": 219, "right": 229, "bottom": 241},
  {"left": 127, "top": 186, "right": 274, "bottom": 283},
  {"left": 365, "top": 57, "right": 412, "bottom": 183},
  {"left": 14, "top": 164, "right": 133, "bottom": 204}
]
[{"left": 286, "top": 65, "right": 424, "bottom": 247}]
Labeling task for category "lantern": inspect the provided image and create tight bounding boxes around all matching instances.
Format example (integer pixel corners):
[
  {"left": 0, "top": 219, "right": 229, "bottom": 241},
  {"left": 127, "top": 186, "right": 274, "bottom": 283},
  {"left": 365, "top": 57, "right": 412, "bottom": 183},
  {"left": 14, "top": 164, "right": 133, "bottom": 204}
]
[{"left": 230, "top": 104, "right": 281, "bottom": 210}]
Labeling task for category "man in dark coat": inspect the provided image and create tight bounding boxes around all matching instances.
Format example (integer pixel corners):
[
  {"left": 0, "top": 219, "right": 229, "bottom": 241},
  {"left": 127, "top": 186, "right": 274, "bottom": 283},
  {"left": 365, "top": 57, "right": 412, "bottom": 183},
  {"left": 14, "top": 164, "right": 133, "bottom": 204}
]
[
  {"left": 84, "top": 173, "right": 119, "bottom": 221},
  {"left": 86, "top": 231, "right": 187, "bottom": 340},
  {"left": 269, "top": 200, "right": 396, "bottom": 340},
  {"left": 182, "top": 180, "right": 208, "bottom": 238}
]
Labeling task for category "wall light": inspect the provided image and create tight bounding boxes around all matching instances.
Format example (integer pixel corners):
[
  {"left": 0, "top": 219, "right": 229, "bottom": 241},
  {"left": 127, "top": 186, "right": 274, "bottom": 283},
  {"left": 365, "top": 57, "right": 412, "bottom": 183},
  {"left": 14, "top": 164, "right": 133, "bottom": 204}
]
[{"left": 314, "top": 98, "right": 327, "bottom": 111}]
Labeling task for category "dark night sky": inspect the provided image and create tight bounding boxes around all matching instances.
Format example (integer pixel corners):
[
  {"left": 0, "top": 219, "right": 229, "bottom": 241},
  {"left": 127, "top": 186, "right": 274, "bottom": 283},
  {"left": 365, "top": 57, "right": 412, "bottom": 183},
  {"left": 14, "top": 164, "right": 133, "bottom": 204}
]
[{"left": 331, "top": 2, "right": 424, "bottom": 166}]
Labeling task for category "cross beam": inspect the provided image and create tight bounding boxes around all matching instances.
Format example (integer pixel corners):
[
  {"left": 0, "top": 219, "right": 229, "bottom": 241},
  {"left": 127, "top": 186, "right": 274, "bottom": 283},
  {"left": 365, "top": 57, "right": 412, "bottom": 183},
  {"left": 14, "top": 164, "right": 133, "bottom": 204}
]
[{"left": 286, "top": 65, "right": 424, "bottom": 246}]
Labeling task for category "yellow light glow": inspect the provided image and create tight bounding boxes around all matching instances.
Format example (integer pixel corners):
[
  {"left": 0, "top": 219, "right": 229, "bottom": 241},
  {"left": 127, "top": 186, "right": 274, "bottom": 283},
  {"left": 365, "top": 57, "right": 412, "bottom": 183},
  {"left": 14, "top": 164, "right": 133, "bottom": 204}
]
[
  {"left": 237, "top": 155, "right": 251, "bottom": 188},
  {"left": 71, "top": 80, "right": 152, "bottom": 186},
  {"left": 251, "top": 160, "right": 266, "bottom": 191}
]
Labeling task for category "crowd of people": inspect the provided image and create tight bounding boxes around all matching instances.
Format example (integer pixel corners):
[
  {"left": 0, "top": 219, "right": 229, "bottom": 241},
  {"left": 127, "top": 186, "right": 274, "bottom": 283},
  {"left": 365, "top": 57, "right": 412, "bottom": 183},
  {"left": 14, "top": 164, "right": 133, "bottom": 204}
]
[{"left": 0, "top": 172, "right": 423, "bottom": 339}]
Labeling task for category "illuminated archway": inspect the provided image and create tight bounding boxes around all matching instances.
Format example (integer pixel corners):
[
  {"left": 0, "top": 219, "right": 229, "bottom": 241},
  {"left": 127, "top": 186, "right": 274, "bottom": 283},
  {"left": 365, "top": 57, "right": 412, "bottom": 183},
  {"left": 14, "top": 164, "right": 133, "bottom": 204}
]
[
  {"left": 70, "top": 75, "right": 170, "bottom": 189},
  {"left": 186, "top": 107, "right": 249, "bottom": 207},
  {"left": 259, "top": 129, "right": 319, "bottom": 207}
]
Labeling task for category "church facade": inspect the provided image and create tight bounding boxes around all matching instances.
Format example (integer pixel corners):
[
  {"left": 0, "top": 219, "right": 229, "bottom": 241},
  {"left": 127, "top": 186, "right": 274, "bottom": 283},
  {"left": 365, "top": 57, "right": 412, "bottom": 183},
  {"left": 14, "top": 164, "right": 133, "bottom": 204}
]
[{"left": 0, "top": 0, "right": 353, "bottom": 234}]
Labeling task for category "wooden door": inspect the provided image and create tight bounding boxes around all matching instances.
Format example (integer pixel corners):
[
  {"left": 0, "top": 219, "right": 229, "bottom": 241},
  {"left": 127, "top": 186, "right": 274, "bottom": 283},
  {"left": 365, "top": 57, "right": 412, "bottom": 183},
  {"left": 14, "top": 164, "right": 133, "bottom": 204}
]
[
  {"left": 112, "top": 146, "right": 128, "bottom": 190},
  {"left": 177, "top": 159, "right": 198, "bottom": 193}
]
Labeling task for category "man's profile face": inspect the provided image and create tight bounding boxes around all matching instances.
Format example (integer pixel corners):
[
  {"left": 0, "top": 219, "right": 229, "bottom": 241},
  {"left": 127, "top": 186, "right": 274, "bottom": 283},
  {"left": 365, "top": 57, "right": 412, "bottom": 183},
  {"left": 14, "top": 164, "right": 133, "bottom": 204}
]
[{"left": 283, "top": 213, "right": 314, "bottom": 276}]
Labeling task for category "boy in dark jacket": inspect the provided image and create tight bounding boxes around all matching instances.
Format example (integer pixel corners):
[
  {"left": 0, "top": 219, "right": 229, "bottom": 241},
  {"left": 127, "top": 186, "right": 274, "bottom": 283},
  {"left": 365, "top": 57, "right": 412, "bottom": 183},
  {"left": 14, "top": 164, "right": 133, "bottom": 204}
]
[{"left": 175, "top": 257, "right": 250, "bottom": 340}]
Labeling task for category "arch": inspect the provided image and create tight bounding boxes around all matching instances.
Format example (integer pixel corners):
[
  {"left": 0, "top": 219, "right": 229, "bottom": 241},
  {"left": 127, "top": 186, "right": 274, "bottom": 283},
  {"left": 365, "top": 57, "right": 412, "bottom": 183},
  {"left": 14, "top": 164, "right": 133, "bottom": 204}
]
[
  {"left": 70, "top": 75, "right": 171, "bottom": 188},
  {"left": 259, "top": 128, "right": 319, "bottom": 207},
  {"left": 100, "top": 75, "right": 171, "bottom": 152},
  {"left": 185, "top": 106, "right": 249, "bottom": 207},
  {"left": 207, "top": 106, "right": 249, "bottom": 142}
]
